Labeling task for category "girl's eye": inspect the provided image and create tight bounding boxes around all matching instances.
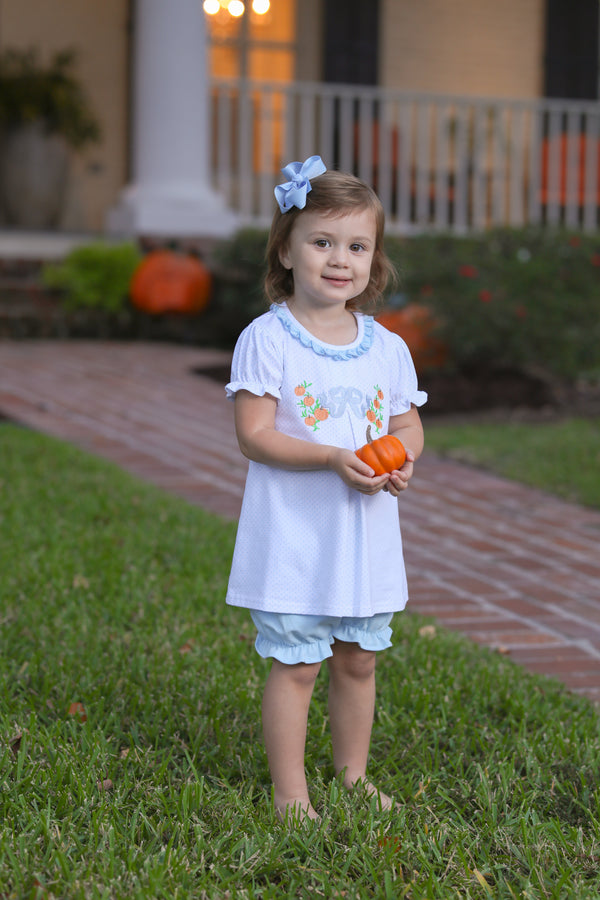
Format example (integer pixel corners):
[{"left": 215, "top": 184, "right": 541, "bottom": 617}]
[
  {"left": 350, "top": 243, "right": 365, "bottom": 252},
  {"left": 314, "top": 239, "right": 330, "bottom": 248}
]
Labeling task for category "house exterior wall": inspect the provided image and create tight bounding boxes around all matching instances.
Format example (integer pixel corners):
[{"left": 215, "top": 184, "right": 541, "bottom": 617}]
[
  {"left": 1, "top": 0, "right": 129, "bottom": 231},
  {"left": 0, "top": 0, "right": 549, "bottom": 233},
  {"left": 380, "top": 0, "right": 546, "bottom": 99}
]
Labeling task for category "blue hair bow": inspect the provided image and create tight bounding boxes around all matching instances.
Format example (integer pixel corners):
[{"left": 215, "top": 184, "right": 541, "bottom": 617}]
[{"left": 274, "top": 155, "right": 327, "bottom": 213}]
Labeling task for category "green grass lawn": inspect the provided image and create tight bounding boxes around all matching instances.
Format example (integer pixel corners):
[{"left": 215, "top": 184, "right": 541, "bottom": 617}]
[
  {"left": 2, "top": 422, "right": 600, "bottom": 899},
  {"left": 423, "top": 415, "right": 600, "bottom": 510}
]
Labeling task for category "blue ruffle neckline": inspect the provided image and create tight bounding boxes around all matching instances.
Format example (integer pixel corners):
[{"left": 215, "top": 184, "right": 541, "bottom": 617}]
[{"left": 273, "top": 304, "right": 374, "bottom": 360}]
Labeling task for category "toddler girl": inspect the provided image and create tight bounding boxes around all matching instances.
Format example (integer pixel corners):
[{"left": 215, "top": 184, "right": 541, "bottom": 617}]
[{"left": 225, "top": 155, "right": 426, "bottom": 822}]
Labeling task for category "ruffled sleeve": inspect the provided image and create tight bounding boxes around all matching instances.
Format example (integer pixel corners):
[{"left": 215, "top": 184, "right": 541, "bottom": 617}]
[
  {"left": 225, "top": 314, "right": 283, "bottom": 401},
  {"left": 384, "top": 328, "right": 428, "bottom": 414}
]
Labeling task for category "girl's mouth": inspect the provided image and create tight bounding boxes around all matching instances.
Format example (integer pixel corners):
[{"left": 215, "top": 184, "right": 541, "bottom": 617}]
[{"left": 323, "top": 275, "right": 351, "bottom": 286}]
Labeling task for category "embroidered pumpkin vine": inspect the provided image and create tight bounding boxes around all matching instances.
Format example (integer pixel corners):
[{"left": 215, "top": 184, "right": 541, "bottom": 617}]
[{"left": 295, "top": 381, "right": 330, "bottom": 431}]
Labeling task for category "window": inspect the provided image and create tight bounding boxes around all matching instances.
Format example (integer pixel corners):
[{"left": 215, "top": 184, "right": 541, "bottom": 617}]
[{"left": 204, "top": 0, "right": 297, "bottom": 81}]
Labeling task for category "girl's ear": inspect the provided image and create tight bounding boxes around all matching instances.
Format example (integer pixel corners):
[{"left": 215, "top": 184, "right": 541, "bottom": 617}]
[{"left": 279, "top": 245, "right": 292, "bottom": 270}]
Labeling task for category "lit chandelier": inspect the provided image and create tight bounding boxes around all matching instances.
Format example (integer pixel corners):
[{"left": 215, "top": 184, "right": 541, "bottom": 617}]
[{"left": 203, "top": 0, "right": 270, "bottom": 16}]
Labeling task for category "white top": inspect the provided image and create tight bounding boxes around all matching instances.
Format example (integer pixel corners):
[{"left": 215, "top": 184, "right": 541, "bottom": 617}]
[{"left": 225, "top": 303, "right": 427, "bottom": 617}]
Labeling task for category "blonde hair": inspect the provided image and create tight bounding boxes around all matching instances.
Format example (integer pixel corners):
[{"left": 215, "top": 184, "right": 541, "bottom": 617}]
[{"left": 264, "top": 169, "right": 396, "bottom": 311}]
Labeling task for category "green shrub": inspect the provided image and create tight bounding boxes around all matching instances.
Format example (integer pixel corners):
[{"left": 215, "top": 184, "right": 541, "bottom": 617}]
[
  {"left": 386, "top": 228, "right": 600, "bottom": 382},
  {"left": 42, "top": 242, "right": 142, "bottom": 313},
  {"left": 208, "top": 226, "right": 600, "bottom": 383},
  {"left": 209, "top": 228, "right": 270, "bottom": 344}
]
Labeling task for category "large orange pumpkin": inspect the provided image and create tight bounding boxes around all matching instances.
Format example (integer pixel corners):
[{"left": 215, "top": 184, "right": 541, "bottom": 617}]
[
  {"left": 355, "top": 425, "right": 406, "bottom": 476},
  {"left": 130, "top": 250, "right": 212, "bottom": 315},
  {"left": 376, "top": 303, "right": 446, "bottom": 373}
]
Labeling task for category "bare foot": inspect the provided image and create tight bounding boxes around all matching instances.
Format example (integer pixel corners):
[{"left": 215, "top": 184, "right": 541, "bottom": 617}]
[
  {"left": 275, "top": 798, "right": 321, "bottom": 825},
  {"left": 346, "top": 779, "right": 395, "bottom": 812}
]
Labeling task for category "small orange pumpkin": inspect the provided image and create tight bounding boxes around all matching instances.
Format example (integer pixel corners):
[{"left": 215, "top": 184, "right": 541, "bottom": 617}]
[
  {"left": 130, "top": 250, "right": 212, "bottom": 315},
  {"left": 376, "top": 303, "right": 447, "bottom": 373},
  {"left": 355, "top": 425, "right": 406, "bottom": 476}
]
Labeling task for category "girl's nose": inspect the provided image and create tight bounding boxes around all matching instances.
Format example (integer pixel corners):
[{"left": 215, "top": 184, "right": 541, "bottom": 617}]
[{"left": 329, "top": 245, "right": 349, "bottom": 266}]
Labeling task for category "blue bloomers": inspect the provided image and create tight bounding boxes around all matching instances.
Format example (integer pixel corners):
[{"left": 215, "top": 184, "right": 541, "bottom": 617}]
[{"left": 250, "top": 610, "right": 394, "bottom": 665}]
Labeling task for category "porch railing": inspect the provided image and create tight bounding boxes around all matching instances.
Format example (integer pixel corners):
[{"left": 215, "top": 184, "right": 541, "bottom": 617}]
[{"left": 210, "top": 78, "right": 600, "bottom": 233}]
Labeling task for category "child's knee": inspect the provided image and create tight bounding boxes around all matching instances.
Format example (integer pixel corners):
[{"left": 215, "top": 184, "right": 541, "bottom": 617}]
[{"left": 330, "top": 643, "right": 376, "bottom": 680}]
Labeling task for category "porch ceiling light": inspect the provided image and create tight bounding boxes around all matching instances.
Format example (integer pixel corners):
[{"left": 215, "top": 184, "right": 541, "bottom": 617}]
[{"left": 203, "top": 0, "right": 270, "bottom": 14}]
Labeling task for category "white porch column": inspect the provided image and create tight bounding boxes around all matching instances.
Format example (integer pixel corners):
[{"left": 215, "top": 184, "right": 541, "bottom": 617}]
[{"left": 108, "top": 0, "right": 237, "bottom": 238}]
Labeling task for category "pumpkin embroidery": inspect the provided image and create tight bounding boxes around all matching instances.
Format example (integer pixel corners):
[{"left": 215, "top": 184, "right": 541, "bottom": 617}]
[
  {"left": 366, "top": 385, "right": 384, "bottom": 434},
  {"left": 295, "top": 381, "right": 330, "bottom": 431}
]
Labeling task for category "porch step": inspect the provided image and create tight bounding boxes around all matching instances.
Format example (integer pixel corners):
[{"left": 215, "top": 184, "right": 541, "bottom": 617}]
[{"left": 0, "top": 230, "right": 99, "bottom": 262}]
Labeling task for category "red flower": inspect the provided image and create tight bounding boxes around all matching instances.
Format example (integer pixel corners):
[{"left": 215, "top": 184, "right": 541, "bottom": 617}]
[
  {"left": 568, "top": 235, "right": 581, "bottom": 247},
  {"left": 458, "top": 264, "right": 478, "bottom": 278},
  {"left": 420, "top": 283, "right": 433, "bottom": 297},
  {"left": 515, "top": 305, "right": 527, "bottom": 319},
  {"left": 479, "top": 289, "right": 493, "bottom": 303},
  {"left": 591, "top": 253, "right": 600, "bottom": 267}
]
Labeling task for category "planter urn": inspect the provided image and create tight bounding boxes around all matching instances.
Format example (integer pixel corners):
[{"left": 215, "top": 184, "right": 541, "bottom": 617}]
[{"left": 0, "top": 120, "right": 70, "bottom": 229}]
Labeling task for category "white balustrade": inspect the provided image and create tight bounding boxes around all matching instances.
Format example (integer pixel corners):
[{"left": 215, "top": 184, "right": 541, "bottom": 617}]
[{"left": 210, "top": 79, "right": 600, "bottom": 233}]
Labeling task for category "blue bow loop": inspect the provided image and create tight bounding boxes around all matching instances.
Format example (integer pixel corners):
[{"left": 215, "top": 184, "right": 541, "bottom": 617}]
[{"left": 274, "top": 155, "right": 327, "bottom": 213}]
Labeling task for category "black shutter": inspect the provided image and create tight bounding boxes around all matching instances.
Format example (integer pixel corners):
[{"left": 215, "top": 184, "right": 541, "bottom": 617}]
[
  {"left": 544, "top": 0, "right": 599, "bottom": 99},
  {"left": 323, "top": 0, "right": 379, "bottom": 85}
]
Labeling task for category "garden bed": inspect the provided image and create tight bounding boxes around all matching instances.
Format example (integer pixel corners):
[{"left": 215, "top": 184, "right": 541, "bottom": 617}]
[{"left": 418, "top": 366, "right": 600, "bottom": 418}]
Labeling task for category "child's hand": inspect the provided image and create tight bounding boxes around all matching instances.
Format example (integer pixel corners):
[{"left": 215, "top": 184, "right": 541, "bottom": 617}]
[
  {"left": 384, "top": 449, "right": 416, "bottom": 497},
  {"left": 328, "top": 448, "right": 390, "bottom": 495}
]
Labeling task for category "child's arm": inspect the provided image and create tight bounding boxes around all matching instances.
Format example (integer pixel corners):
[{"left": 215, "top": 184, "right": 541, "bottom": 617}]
[
  {"left": 385, "top": 405, "right": 425, "bottom": 497},
  {"left": 234, "top": 390, "right": 390, "bottom": 494}
]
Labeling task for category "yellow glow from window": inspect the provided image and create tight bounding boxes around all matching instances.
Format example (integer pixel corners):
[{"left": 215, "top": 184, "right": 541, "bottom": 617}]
[
  {"left": 206, "top": 0, "right": 295, "bottom": 87},
  {"left": 228, "top": 0, "right": 245, "bottom": 16},
  {"left": 249, "top": 48, "right": 293, "bottom": 81},
  {"left": 252, "top": 0, "right": 270, "bottom": 13},
  {"left": 209, "top": 45, "right": 239, "bottom": 78},
  {"left": 203, "top": 0, "right": 220, "bottom": 13}
]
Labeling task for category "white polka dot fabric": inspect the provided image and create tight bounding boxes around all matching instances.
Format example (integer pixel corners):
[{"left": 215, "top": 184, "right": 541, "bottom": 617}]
[{"left": 225, "top": 303, "right": 427, "bottom": 617}]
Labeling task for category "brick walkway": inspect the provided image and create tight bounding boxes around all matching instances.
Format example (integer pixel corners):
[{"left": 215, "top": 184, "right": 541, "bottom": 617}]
[{"left": 2, "top": 340, "right": 600, "bottom": 702}]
